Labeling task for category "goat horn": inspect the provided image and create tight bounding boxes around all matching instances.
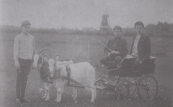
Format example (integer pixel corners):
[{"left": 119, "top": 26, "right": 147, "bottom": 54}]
[
  {"left": 39, "top": 49, "right": 51, "bottom": 55},
  {"left": 53, "top": 54, "right": 59, "bottom": 60},
  {"left": 39, "top": 49, "right": 51, "bottom": 58}
]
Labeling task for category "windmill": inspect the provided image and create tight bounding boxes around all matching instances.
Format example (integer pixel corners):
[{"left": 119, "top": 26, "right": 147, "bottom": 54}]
[{"left": 100, "top": 3, "right": 112, "bottom": 32}]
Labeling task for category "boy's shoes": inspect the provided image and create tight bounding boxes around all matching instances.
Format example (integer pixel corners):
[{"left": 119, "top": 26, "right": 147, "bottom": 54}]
[{"left": 20, "top": 98, "right": 30, "bottom": 103}]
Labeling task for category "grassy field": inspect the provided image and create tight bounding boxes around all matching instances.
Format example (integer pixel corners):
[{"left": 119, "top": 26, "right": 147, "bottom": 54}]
[{"left": 0, "top": 32, "right": 173, "bottom": 107}]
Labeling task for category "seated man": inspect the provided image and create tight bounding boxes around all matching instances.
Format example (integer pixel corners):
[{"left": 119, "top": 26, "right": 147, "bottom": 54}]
[
  {"left": 100, "top": 26, "right": 128, "bottom": 69},
  {"left": 130, "top": 21, "right": 151, "bottom": 71}
]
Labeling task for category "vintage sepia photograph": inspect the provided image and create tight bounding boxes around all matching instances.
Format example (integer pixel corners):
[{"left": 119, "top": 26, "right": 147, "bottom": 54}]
[{"left": 0, "top": 0, "right": 173, "bottom": 107}]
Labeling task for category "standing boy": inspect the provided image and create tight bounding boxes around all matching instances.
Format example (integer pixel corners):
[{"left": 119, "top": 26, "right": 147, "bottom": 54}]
[{"left": 14, "top": 20, "right": 35, "bottom": 103}]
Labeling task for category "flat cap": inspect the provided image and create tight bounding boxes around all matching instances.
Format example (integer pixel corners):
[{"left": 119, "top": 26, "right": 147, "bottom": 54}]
[
  {"left": 113, "top": 26, "right": 122, "bottom": 31},
  {"left": 21, "top": 20, "right": 31, "bottom": 27}
]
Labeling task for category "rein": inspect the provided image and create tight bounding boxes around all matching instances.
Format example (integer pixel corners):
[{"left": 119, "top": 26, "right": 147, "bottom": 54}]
[{"left": 52, "top": 75, "right": 96, "bottom": 89}]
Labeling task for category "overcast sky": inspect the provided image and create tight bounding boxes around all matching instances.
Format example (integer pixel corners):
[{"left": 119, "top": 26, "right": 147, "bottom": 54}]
[{"left": 0, "top": 0, "right": 173, "bottom": 29}]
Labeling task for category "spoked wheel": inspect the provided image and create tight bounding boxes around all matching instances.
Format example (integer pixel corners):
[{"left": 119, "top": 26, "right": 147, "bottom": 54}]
[
  {"left": 94, "top": 80, "right": 106, "bottom": 95},
  {"left": 117, "top": 78, "right": 137, "bottom": 98},
  {"left": 125, "top": 77, "right": 139, "bottom": 98},
  {"left": 137, "top": 75, "right": 158, "bottom": 100},
  {"left": 115, "top": 84, "right": 129, "bottom": 100}
]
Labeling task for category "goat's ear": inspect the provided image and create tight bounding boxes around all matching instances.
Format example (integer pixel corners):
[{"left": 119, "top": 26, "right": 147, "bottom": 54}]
[
  {"left": 54, "top": 55, "right": 59, "bottom": 61},
  {"left": 70, "top": 57, "right": 75, "bottom": 62},
  {"left": 70, "top": 59, "right": 74, "bottom": 63}
]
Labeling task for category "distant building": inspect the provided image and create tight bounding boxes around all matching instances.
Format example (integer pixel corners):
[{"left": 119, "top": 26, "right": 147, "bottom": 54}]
[{"left": 100, "top": 14, "right": 111, "bottom": 31}]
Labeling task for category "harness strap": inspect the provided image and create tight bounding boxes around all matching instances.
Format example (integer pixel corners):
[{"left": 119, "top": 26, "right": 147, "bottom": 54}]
[
  {"left": 52, "top": 75, "right": 83, "bottom": 86},
  {"left": 66, "top": 65, "right": 71, "bottom": 85}
]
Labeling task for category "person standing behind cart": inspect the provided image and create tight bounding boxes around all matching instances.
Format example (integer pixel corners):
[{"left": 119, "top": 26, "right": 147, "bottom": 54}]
[
  {"left": 14, "top": 20, "right": 35, "bottom": 103},
  {"left": 100, "top": 26, "right": 128, "bottom": 69},
  {"left": 130, "top": 21, "right": 151, "bottom": 68}
]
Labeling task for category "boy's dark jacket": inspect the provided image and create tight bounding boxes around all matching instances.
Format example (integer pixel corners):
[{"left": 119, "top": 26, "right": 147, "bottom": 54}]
[
  {"left": 104, "top": 37, "right": 128, "bottom": 57},
  {"left": 130, "top": 34, "right": 151, "bottom": 60}
]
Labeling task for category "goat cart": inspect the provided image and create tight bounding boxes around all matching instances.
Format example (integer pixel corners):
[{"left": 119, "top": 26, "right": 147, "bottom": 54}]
[{"left": 94, "top": 55, "right": 158, "bottom": 100}]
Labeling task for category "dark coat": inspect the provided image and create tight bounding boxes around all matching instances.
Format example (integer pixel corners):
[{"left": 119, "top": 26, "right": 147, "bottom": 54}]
[
  {"left": 130, "top": 34, "right": 151, "bottom": 60},
  {"left": 104, "top": 37, "right": 128, "bottom": 57}
]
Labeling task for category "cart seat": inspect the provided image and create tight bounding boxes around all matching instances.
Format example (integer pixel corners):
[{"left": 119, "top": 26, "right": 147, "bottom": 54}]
[
  {"left": 136, "top": 56, "right": 156, "bottom": 74},
  {"left": 127, "top": 56, "right": 156, "bottom": 77},
  {"left": 112, "top": 56, "right": 156, "bottom": 77}
]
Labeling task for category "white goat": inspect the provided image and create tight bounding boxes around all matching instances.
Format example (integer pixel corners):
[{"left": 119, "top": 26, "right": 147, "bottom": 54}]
[
  {"left": 54, "top": 62, "right": 96, "bottom": 103},
  {"left": 33, "top": 54, "right": 73, "bottom": 101},
  {"left": 33, "top": 54, "right": 56, "bottom": 101}
]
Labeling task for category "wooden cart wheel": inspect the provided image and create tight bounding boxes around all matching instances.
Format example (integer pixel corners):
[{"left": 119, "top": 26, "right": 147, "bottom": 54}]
[
  {"left": 137, "top": 75, "right": 158, "bottom": 100},
  {"left": 115, "top": 84, "right": 129, "bottom": 100},
  {"left": 94, "top": 80, "right": 106, "bottom": 95},
  {"left": 117, "top": 77, "right": 137, "bottom": 98}
]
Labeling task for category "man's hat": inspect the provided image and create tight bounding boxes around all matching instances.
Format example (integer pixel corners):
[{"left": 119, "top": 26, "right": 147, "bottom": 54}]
[
  {"left": 113, "top": 26, "right": 122, "bottom": 31},
  {"left": 21, "top": 20, "right": 31, "bottom": 27}
]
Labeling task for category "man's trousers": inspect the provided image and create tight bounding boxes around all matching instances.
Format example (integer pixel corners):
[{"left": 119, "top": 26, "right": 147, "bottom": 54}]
[
  {"left": 100, "top": 54, "right": 122, "bottom": 68},
  {"left": 16, "top": 58, "right": 32, "bottom": 99}
]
